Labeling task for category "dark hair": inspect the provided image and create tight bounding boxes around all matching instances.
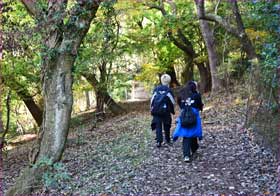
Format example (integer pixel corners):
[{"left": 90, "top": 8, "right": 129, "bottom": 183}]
[{"left": 179, "top": 81, "right": 197, "bottom": 100}]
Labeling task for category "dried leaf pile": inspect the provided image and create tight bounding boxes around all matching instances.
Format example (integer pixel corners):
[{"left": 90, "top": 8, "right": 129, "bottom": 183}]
[{"left": 3, "top": 98, "right": 278, "bottom": 194}]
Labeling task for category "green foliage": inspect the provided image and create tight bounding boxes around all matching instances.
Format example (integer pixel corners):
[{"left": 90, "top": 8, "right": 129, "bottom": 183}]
[
  {"left": 109, "top": 72, "right": 132, "bottom": 101},
  {"left": 260, "top": 43, "right": 278, "bottom": 89},
  {"left": 2, "top": 0, "right": 279, "bottom": 136},
  {"left": 135, "top": 63, "right": 163, "bottom": 89},
  {"left": 34, "top": 157, "right": 70, "bottom": 190},
  {"left": 2, "top": 0, "right": 42, "bottom": 135},
  {"left": 247, "top": 1, "right": 279, "bottom": 109}
]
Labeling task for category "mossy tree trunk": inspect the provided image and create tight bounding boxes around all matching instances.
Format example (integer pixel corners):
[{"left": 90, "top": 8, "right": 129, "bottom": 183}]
[{"left": 6, "top": 1, "right": 103, "bottom": 195}]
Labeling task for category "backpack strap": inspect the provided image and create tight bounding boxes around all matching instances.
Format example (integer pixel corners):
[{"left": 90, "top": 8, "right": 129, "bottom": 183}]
[
  {"left": 166, "top": 91, "right": 175, "bottom": 105},
  {"left": 151, "top": 89, "right": 168, "bottom": 107}
]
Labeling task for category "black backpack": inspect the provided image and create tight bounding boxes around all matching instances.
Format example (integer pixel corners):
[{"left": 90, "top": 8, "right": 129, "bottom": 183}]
[
  {"left": 151, "top": 90, "right": 169, "bottom": 116},
  {"left": 180, "top": 98, "right": 196, "bottom": 128}
]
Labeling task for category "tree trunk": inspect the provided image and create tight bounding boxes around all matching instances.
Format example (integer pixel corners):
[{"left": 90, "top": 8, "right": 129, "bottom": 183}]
[
  {"left": 166, "top": 66, "right": 180, "bottom": 87},
  {"left": 96, "top": 87, "right": 124, "bottom": 115},
  {"left": 6, "top": 1, "right": 102, "bottom": 195},
  {"left": 4, "top": 79, "right": 43, "bottom": 127},
  {"left": 231, "top": 0, "right": 258, "bottom": 61},
  {"left": 102, "top": 89, "right": 124, "bottom": 115},
  {"left": 82, "top": 73, "right": 124, "bottom": 115},
  {"left": 0, "top": 34, "right": 7, "bottom": 151},
  {"left": 0, "top": 67, "right": 5, "bottom": 150},
  {"left": 39, "top": 55, "right": 74, "bottom": 161},
  {"left": 196, "top": 62, "right": 211, "bottom": 93},
  {"left": 181, "top": 55, "right": 194, "bottom": 84},
  {"left": 6, "top": 54, "right": 75, "bottom": 196},
  {"left": 85, "top": 90, "right": 91, "bottom": 111},
  {"left": 19, "top": 93, "right": 43, "bottom": 127},
  {"left": 230, "top": 0, "right": 260, "bottom": 94},
  {"left": 195, "top": 0, "right": 223, "bottom": 92},
  {"left": 200, "top": 0, "right": 259, "bottom": 62},
  {"left": 95, "top": 88, "right": 105, "bottom": 113},
  {"left": 0, "top": 2, "right": 5, "bottom": 193}
]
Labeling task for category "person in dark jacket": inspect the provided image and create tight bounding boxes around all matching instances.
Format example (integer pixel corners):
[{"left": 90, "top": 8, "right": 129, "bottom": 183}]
[
  {"left": 173, "top": 81, "right": 204, "bottom": 162},
  {"left": 151, "top": 74, "right": 175, "bottom": 147}
]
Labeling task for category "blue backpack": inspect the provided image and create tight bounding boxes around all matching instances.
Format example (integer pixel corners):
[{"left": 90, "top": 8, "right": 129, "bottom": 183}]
[{"left": 151, "top": 90, "right": 169, "bottom": 116}]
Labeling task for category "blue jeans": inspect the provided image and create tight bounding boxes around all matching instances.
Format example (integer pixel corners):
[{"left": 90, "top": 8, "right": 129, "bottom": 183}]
[{"left": 183, "top": 137, "right": 199, "bottom": 157}]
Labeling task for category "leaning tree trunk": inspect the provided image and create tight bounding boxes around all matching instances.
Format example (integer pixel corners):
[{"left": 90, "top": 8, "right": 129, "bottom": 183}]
[
  {"left": 195, "top": 0, "right": 223, "bottom": 92},
  {"left": 82, "top": 73, "right": 124, "bottom": 115},
  {"left": 18, "top": 91, "right": 43, "bottom": 126},
  {"left": 6, "top": 1, "right": 102, "bottom": 195},
  {"left": 3, "top": 77, "right": 43, "bottom": 126},
  {"left": 102, "top": 89, "right": 124, "bottom": 115},
  {"left": 6, "top": 46, "right": 76, "bottom": 196},
  {"left": 39, "top": 55, "right": 74, "bottom": 161}
]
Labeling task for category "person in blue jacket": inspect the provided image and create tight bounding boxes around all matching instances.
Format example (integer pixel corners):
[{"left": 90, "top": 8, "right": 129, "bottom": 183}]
[
  {"left": 151, "top": 74, "right": 176, "bottom": 147},
  {"left": 173, "top": 81, "right": 204, "bottom": 162}
]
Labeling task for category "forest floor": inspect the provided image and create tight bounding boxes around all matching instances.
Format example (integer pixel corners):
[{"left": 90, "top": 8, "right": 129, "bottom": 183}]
[{"left": 3, "top": 95, "right": 279, "bottom": 195}]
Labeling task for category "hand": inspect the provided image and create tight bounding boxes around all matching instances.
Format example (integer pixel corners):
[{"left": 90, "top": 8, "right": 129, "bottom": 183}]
[{"left": 173, "top": 136, "right": 178, "bottom": 142}]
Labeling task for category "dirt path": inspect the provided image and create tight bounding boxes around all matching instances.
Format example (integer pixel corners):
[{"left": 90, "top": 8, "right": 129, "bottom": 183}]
[{"left": 3, "top": 101, "right": 278, "bottom": 195}]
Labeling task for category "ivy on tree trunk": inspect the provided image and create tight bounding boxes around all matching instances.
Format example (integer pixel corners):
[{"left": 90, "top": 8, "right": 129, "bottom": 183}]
[{"left": 6, "top": 1, "right": 103, "bottom": 195}]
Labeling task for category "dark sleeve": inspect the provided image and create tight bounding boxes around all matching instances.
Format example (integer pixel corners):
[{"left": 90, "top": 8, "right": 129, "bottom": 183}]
[
  {"left": 195, "top": 93, "right": 204, "bottom": 111},
  {"left": 168, "top": 99, "right": 175, "bottom": 114}
]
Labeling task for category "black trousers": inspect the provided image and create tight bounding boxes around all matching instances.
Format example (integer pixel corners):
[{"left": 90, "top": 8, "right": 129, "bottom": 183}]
[
  {"left": 182, "top": 137, "right": 199, "bottom": 157},
  {"left": 155, "top": 115, "right": 171, "bottom": 143}
]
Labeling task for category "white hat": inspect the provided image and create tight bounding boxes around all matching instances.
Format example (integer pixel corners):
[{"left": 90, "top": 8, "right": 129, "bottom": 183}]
[{"left": 160, "top": 74, "right": 171, "bottom": 86}]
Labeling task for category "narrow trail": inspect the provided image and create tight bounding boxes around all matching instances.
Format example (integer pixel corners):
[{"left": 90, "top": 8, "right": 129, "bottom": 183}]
[{"left": 4, "top": 99, "right": 278, "bottom": 195}]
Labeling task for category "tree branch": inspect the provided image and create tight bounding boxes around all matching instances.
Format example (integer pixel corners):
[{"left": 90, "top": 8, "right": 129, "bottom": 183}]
[
  {"left": 166, "top": 0, "right": 177, "bottom": 15},
  {"left": 20, "top": 0, "right": 44, "bottom": 19},
  {"left": 147, "top": 0, "right": 196, "bottom": 57},
  {"left": 199, "top": 13, "right": 240, "bottom": 38},
  {"left": 230, "top": 0, "right": 245, "bottom": 32},
  {"left": 63, "top": 0, "right": 103, "bottom": 55},
  {"left": 214, "top": 0, "right": 221, "bottom": 15},
  {"left": 144, "top": 3, "right": 167, "bottom": 16}
]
